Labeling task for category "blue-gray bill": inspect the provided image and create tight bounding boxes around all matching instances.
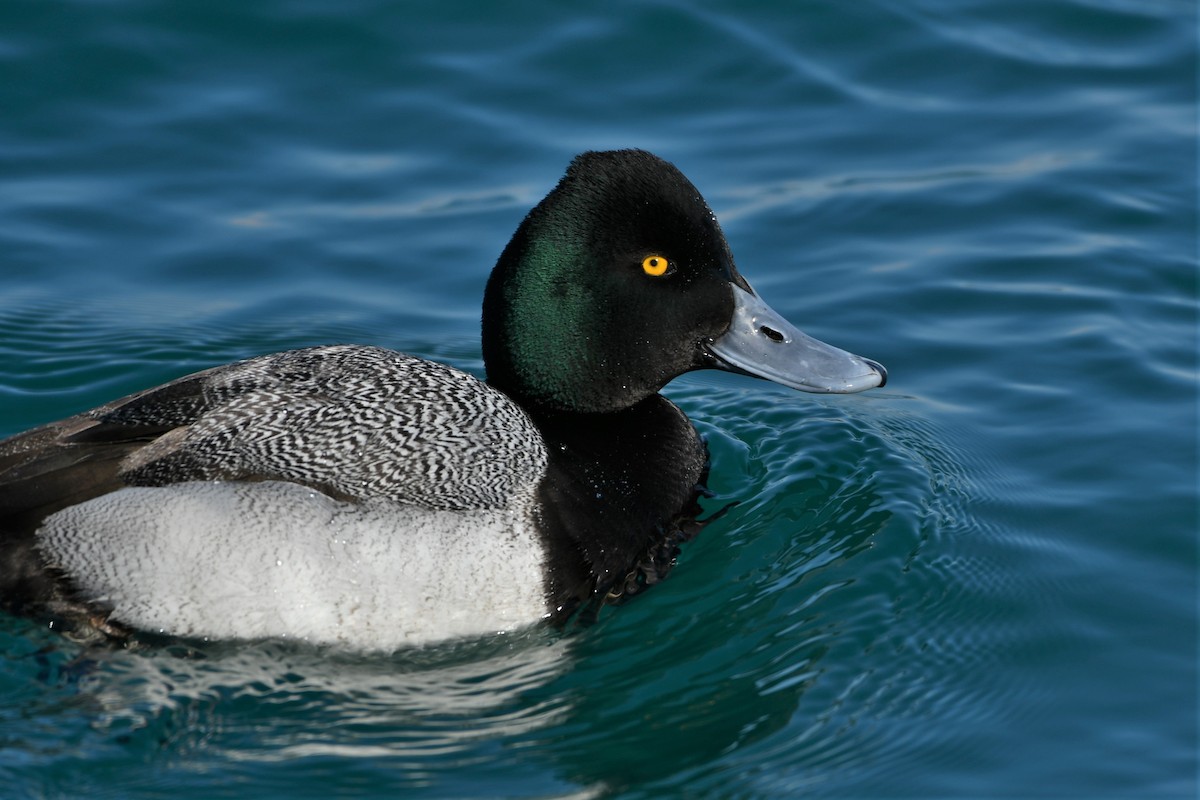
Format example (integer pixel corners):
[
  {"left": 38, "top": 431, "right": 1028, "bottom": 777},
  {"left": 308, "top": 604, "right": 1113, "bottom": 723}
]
[{"left": 705, "top": 284, "right": 887, "bottom": 393}]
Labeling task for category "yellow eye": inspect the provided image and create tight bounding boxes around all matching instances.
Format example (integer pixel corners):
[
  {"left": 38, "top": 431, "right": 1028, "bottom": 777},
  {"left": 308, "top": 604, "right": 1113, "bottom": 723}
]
[{"left": 642, "top": 255, "right": 670, "bottom": 277}]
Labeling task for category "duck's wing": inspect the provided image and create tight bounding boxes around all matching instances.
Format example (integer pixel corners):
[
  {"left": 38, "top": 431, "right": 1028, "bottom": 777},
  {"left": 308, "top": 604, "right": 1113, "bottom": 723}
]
[
  {"left": 0, "top": 345, "right": 547, "bottom": 533},
  {"left": 0, "top": 368, "right": 216, "bottom": 531}
]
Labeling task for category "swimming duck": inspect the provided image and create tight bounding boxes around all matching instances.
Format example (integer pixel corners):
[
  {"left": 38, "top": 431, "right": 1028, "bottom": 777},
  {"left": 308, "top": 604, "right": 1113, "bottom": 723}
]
[{"left": 0, "top": 150, "right": 885, "bottom": 650}]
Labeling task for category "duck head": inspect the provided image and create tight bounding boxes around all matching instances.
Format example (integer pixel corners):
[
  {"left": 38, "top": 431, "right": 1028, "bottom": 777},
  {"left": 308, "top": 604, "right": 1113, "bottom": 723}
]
[{"left": 482, "top": 150, "right": 885, "bottom": 413}]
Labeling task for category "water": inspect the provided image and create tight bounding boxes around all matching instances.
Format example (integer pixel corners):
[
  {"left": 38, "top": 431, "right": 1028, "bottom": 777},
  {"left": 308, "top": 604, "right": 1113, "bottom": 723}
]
[{"left": 1, "top": 0, "right": 1195, "bottom": 797}]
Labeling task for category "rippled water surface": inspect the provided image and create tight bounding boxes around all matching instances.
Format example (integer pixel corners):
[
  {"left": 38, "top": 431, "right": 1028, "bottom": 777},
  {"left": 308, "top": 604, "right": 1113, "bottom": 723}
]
[{"left": 0, "top": 1, "right": 1195, "bottom": 797}]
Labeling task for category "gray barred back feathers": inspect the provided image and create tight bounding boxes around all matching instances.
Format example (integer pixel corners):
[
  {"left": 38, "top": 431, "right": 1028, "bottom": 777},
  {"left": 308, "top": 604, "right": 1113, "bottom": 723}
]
[{"left": 114, "top": 345, "right": 548, "bottom": 511}]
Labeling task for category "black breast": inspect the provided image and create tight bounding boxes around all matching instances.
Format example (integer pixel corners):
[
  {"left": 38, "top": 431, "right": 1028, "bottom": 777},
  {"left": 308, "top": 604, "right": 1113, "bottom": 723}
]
[{"left": 529, "top": 394, "right": 710, "bottom": 622}]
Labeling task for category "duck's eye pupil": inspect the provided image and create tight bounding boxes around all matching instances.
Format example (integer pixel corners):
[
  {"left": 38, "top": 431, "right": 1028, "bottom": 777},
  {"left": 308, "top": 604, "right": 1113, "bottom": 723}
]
[{"left": 642, "top": 255, "right": 670, "bottom": 277}]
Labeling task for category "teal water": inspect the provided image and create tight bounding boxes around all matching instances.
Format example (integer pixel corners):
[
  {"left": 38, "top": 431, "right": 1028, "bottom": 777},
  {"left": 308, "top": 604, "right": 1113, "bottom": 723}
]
[{"left": 0, "top": 0, "right": 1196, "bottom": 797}]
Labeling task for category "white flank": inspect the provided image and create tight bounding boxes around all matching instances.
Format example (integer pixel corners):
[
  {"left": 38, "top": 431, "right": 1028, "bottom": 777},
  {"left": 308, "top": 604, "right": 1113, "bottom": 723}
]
[{"left": 37, "top": 480, "right": 548, "bottom": 651}]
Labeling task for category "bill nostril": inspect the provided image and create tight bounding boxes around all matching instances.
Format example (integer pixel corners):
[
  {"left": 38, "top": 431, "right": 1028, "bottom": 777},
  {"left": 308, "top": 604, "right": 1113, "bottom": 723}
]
[{"left": 760, "top": 325, "right": 784, "bottom": 343}]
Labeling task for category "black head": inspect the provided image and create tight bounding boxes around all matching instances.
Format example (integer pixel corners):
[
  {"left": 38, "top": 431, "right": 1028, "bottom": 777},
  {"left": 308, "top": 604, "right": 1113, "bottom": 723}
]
[{"left": 482, "top": 150, "right": 885, "bottom": 413}]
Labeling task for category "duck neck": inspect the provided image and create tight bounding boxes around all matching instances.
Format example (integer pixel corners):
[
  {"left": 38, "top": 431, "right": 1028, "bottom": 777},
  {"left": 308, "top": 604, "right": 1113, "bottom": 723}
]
[{"left": 524, "top": 395, "right": 710, "bottom": 620}]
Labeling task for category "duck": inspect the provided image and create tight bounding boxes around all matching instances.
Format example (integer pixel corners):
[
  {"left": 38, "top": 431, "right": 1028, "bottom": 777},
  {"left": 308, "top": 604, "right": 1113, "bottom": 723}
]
[{"left": 0, "top": 150, "right": 885, "bottom": 651}]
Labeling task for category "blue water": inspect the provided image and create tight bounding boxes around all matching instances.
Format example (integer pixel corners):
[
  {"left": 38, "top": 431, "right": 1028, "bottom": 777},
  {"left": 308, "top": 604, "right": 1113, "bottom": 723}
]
[{"left": 1, "top": 0, "right": 1196, "bottom": 797}]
